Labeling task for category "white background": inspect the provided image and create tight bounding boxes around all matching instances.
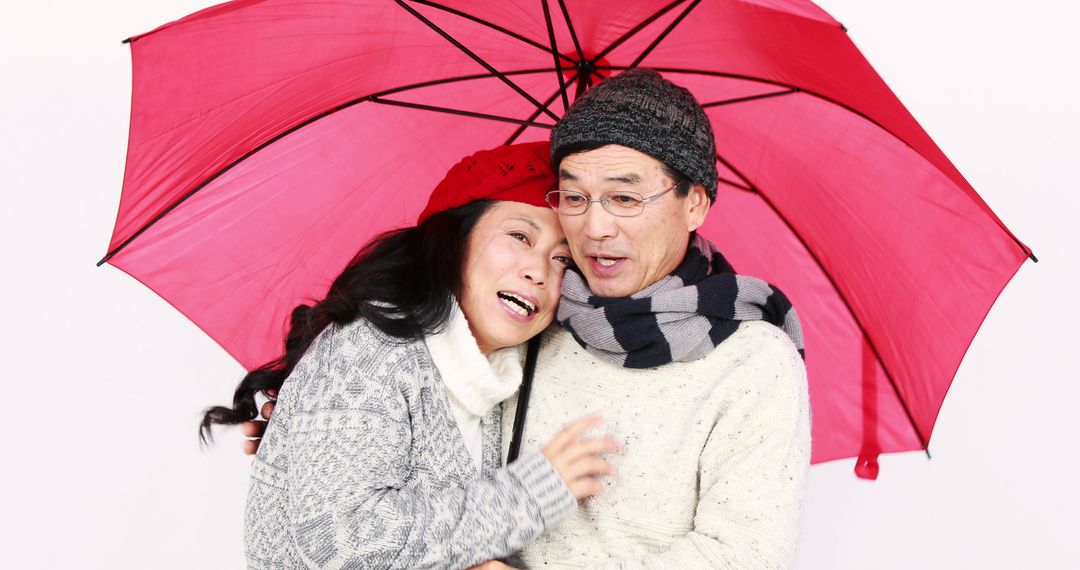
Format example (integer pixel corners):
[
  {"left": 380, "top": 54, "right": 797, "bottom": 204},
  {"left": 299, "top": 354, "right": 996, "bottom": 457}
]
[{"left": 1, "top": 1, "right": 1077, "bottom": 568}]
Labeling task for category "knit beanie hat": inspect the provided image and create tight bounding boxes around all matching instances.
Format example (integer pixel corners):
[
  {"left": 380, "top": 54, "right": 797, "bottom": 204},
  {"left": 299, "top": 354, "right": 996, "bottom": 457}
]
[
  {"left": 550, "top": 68, "right": 718, "bottom": 202},
  {"left": 418, "top": 141, "right": 553, "bottom": 223}
]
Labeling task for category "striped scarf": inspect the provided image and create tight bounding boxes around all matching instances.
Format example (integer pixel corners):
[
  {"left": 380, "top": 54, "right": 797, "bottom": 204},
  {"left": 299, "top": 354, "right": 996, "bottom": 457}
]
[{"left": 557, "top": 234, "right": 805, "bottom": 369}]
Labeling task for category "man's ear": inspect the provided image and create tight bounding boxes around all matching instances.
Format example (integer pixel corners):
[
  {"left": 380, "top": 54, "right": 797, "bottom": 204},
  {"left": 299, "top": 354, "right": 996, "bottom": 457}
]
[{"left": 685, "top": 183, "right": 709, "bottom": 232}]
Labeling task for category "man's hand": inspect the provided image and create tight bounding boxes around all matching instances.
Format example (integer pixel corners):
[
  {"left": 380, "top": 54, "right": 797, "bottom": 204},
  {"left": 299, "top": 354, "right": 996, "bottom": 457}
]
[{"left": 241, "top": 393, "right": 276, "bottom": 455}]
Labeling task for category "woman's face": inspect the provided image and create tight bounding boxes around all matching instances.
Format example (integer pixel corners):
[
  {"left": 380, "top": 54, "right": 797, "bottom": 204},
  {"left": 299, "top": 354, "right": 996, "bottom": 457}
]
[{"left": 460, "top": 201, "right": 570, "bottom": 354}]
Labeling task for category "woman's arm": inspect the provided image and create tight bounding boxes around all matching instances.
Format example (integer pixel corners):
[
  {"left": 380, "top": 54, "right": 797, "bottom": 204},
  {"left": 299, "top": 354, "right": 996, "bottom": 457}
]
[
  {"left": 281, "top": 335, "right": 575, "bottom": 570},
  {"left": 278, "top": 320, "right": 626, "bottom": 570}
]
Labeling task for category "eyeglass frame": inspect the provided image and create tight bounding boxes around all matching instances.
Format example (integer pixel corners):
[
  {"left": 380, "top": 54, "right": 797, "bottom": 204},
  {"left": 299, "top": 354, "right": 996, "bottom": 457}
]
[{"left": 544, "top": 182, "right": 680, "bottom": 217}]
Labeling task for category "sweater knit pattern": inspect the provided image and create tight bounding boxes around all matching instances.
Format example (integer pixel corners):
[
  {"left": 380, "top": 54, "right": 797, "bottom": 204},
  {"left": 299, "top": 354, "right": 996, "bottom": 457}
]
[
  {"left": 503, "top": 321, "right": 810, "bottom": 569},
  {"left": 424, "top": 300, "right": 524, "bottom": 473},
  {"left": 245, "top": 319, "right": 575, "bottom": 569}
]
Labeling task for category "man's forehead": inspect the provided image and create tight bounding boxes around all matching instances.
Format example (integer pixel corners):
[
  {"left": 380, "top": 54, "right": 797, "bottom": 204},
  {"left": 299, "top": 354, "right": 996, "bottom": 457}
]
[{"left": 557, "top": 146, "right": 663, "bottom": 184}]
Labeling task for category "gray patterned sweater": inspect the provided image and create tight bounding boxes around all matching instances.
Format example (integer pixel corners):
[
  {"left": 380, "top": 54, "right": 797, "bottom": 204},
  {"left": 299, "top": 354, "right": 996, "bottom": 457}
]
[{"left": 246, "top": 318, "right": 575, "bottom": 569}]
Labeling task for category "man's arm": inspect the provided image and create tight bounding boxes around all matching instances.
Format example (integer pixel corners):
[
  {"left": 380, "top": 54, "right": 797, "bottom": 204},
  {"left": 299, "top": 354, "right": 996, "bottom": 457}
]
[{"left": 597, "top": 331, "right": 810, "bottom": 569}]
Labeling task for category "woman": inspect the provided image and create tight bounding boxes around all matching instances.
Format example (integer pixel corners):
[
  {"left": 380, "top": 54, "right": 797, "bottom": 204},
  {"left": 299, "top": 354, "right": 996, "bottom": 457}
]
[{"left": 201, "top": 142, "right": 619, "bottom": 569}]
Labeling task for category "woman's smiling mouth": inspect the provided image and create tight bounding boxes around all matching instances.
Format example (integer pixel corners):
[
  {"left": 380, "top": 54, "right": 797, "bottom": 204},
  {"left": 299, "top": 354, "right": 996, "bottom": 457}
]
[{"left": 497, "top": 291, "right": 538, "bottom": 318}]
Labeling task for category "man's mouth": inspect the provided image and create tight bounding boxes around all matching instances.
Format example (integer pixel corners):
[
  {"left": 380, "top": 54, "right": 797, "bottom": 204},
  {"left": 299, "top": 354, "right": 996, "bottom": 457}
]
[
  {"left": 497, "top": 291, "right": 538, "bottom": 316},
  {"left": 588, "top": 256, "right": 627, "bottom": 273}
]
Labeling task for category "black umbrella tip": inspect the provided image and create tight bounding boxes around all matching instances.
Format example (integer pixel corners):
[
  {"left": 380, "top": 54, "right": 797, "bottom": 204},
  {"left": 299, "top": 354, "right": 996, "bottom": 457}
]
[
  {"left": 840, "top": 24, "right": 848, "bottom": 33},
  {"left": 121, "top": 37, "right": 133, "bottom": 45},
  {"left": 1029, "top": 252, "right": 1039, "bottom": 263}
]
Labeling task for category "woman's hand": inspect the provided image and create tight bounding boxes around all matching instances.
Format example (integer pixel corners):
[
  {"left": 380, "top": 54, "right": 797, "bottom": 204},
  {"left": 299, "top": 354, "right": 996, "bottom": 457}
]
[
  {"left": 541, "top": 414, "right": 621, "bottom": 500},
  {"left": 241, "top": 396, "right": 277, "bottom": 455}
]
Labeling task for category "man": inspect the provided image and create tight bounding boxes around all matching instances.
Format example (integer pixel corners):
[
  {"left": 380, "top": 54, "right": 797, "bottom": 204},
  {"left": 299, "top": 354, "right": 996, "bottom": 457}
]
[
  {"left": 248, "top": 69, "right": 810, "bottom": 568},
  {"left": 501, "top": 68, "right": 809, "bottom": 569}
]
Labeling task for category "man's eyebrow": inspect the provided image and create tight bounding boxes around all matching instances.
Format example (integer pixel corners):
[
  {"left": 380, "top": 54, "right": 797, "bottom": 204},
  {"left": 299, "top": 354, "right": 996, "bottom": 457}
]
[
  {"left": 605, "top": 173, "right": 641, "bottom": 184},
  {"left": 557, "top": 169, "right": 642, "bottom": 185}
]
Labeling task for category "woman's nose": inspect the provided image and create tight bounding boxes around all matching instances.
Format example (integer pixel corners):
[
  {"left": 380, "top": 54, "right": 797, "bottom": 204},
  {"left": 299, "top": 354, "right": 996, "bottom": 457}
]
[
  {"left": 523, "top": 256, "right": 549, "bottom": 287},
  {"left": 523, "top": 271, "right": 545, "bottom": 287}
]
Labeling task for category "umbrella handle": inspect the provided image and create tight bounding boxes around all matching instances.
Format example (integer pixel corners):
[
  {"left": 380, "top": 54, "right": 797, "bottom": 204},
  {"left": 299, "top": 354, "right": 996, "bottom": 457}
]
[{"left": 506, "top": 334, "right": 542, "bottom": 463}]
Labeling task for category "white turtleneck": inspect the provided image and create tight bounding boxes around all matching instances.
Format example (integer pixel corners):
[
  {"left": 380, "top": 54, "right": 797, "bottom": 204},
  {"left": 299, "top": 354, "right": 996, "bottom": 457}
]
[{"left": 423, "top": 301, "right": 524, "bottom": 473}]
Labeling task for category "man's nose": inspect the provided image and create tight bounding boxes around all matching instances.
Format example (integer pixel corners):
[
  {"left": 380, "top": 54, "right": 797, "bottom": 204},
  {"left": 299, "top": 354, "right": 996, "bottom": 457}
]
[{"left": 581, "top": 202, "right": 617, "bottom": 241}]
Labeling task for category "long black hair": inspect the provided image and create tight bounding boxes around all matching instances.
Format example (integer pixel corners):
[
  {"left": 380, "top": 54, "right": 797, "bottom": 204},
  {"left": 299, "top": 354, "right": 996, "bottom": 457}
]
[{"left": 199, "top": 200, "right": 497, "bottom": 443}]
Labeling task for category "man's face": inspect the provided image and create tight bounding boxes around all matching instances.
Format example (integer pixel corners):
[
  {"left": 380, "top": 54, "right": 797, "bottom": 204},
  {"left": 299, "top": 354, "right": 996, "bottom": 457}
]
[{"left": 556, "top": 145, "right": 709, "bottom": 297}]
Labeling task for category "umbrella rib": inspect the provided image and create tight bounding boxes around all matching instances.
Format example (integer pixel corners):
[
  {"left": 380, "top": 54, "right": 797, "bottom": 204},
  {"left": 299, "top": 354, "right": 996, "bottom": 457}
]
[
  {"left": 716, "top": 175, "right": 753, "bottom": 193},
  {"left": 374, "top": 68, "right": 568, "bottom": 98},
  {"left": 591, "top": 0, "right": 688, "bottom": 63},
  {"left": 628, "top": 0, "right": 701, "bottom": 69},
  {"left": 601, "top": 64, "right": 1035, "bottom": 258},
  {"left": 598, "top": 64, "right": 791, "bottom": 90},
  {"left": 541, "top": 0, "right": 570, "bottom": 112},
  {"left": 97, "top": 68, "right": 565, "bottom": 266},
  {"left": 405, "top": 0, "right": 577, "bottom": 66},
  {"left": 701, "top": 88, "right": 798, "bottom": 109},
  {"left": 396, "top": 0, "right": 561, "bottom": 122},
  {"left": 504, "top": 71, "right": 583, "bottom": 145},
  {"left": 555, "top": 0, "right": 586, "bottom": 64},
  {"left": 713, "top": 153, "right": 754, "bottom": 197},
  {"left": 706, "top": 87, "right": 800, "bottom": 190},
  {"left": 715, "top": 151, "right": 932, "bottom": 453},
  {"left": 712, "top": 151, "right": 756, "bottom": 191},
  {"left": 370, "top": 97, "right": 556, "bottom": 128}
]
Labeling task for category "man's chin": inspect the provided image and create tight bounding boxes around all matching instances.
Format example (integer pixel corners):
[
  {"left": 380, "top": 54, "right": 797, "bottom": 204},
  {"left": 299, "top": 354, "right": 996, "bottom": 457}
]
[{"left": 583, "top": 276, "right": 638, "bottom": 298}]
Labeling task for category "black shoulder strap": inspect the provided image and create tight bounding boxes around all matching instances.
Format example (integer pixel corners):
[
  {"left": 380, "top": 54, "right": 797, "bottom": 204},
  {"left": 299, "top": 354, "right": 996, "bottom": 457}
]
[{"left": 506, "top": 334, "right": 541, "bottom": 463}]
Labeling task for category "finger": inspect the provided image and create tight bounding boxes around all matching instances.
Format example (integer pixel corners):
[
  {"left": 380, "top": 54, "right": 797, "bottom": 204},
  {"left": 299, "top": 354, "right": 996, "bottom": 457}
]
[
  {"left": 243, "top": 439, "right": 260, "bottom": 455},
  {"left": 566, "top": 457, "right": 614, "bottom": 480},
  {"left": 241, "top": 420, "right": 267, "bottom": 438},
  {"left": 563, "top": 436, "right": 622, "bottom": 462},
  {"left": 547, "top": 413, "right": 603, "bottom": 452},
  {"left": 567, "top": 478, "right": 604, "bottom": 500},
  {"left": 260, "top": 400, "right": 276, "bottom": 420},
  {"left": 546, "top": 438, "right": 616, "bottom": 474},
  {"left": 265, "top": 388, "right": 278, "bottom": 399}
]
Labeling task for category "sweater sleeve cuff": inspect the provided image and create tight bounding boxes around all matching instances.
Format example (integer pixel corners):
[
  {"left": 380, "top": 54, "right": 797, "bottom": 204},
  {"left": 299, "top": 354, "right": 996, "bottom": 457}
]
[{"left": 507, "top": 450, "right": 576, "bottom": 529}]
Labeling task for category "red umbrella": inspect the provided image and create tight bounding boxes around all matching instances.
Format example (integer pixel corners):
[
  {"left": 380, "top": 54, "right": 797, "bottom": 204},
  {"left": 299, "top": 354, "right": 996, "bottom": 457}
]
[{"left": 101, "top": 0, "right": 1032, "bottom": 477}]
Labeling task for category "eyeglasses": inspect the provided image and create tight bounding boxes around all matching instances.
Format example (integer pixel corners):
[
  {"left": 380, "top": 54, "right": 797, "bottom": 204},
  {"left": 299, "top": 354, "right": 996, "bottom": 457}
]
[{"left": 545, "top": 183, "right": 678, "bottom": 217}]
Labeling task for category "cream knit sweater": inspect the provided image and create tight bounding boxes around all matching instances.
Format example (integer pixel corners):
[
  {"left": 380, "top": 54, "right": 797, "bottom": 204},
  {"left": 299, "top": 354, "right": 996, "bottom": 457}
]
[{"left": 503, "top": 320, "right": 810, "bottom": 569}]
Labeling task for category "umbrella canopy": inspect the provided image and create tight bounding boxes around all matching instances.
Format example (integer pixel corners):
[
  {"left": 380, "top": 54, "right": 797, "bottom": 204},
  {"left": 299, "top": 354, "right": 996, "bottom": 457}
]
[{"left": 102, "top": 0, "right": 1032, "bottom": 476}]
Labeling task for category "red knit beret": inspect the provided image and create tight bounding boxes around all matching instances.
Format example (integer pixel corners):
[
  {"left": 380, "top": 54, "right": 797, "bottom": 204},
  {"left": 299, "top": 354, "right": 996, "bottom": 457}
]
[{"left": 417, "top": 141, "right": 553, "bottom": 224}]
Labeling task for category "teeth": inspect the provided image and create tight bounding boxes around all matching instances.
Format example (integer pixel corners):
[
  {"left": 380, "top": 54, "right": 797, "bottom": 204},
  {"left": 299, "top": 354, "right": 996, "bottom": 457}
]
[
  {"left": 506, "top": 292, "right": 536, "bottom": 311},
  {"left": 596, "top": 257, "right": 618, "bottom": 267},
  {"left": 500, "top": 297, "right": 529, "bottom": 316},
  {"left": 498, "top": 292, "right": 536, "bottom": 315}
]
